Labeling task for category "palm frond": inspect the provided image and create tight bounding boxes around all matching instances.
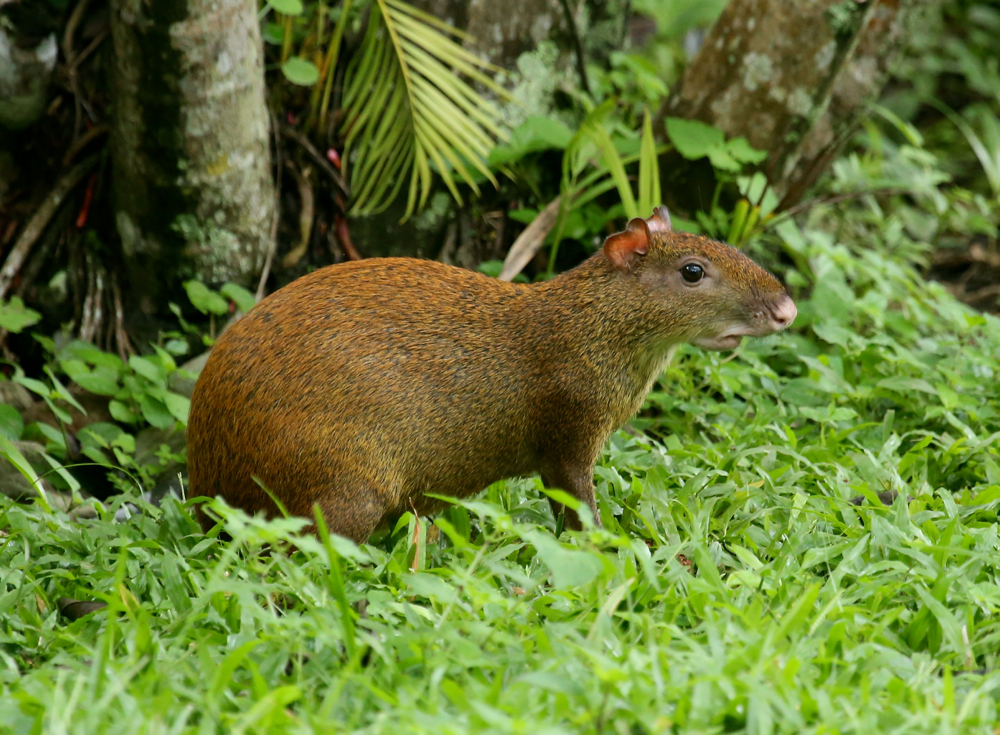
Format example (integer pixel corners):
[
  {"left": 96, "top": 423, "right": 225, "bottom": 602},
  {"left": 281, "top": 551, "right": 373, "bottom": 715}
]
[{"left": 341, "top": 0, "right": 508, "bottom": 219}]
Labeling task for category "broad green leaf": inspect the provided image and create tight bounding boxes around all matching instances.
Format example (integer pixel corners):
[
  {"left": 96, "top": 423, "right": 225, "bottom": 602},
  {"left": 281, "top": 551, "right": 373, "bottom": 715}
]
[
  {"left": 0, "top": 297, "right": 41, "bottom": 333},
  {"left": 665, "top": 117, "right": 725, "bottom": 160},
  {"left": 159, "top": 552, "right": 192, "bottom": 613},
  {"left": 220, "top": 283, "right": 257, "bottom": 314},
  {"left": 109, "top": 399, "right": 140, "bottom": 424},
  {"left": 267, "top": 0, "right": 303, "bottom": 14},
  {"left": 129, "top": 356, "right": 165, "bottom": 385},
  {"left": 0, "top": 404, "right": 23, "bottom": 441},
  {"left": 184, "top": 281, "right": 229, "bottom": 316},
  {"left": 523, "top": 530, "right": 603, "bottom": 589},
  {"left": 282, "top": 57, "right": 320, "bottom": 86},
  {"left": 79, "top": 422, "right": 127, "bottom": 448},
  {"left": 488, "top": 117, "right": 574, "bottom": 166},
  {"left": 140, "top": 395, "right": 175, "bottom": 430},
  {"left": 163, "top": 393, "right": 191, "bottom": 425},
  {"left": 706, "top": 145, "right": 740, "bottom": 172},
  {"left": 0, "top": 434, "right": 49, "bottom": 510},
  {"left": 727, "top": 136, "right": 767, "bottom": 164},
  {"left": 69, "top": 366, "right": 121, "bottom": 396},
  {"left": 62, "top": 341, "right": 124, "bottom": 370}
]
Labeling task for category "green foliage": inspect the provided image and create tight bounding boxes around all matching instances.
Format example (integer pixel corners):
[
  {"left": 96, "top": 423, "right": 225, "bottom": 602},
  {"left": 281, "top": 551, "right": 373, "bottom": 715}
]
[
  {"left": 280, "top": 56, "right": 320, "bottom": 86},
  {"left": 0, "top": 281, "right": 222, "bottom": 502},
  {"left": 59, "top": 341, "right": 191, "bottom": 432},
  {"left": 2, "top": 2, "right": 1000, "bottom": 729},
  {"left": 267, "top": 0, "right": 508, "bottom": 219},
  {"left": 185, "top": 280, "right": 256, "bottom": 317},
  {"left": 268, "top": 0, "right": 304, "bottom": 13},
  {"left": 665, "top": 117, "right": 767, "bottom": 172},
  {"left": 3, "top": 116, "right": 1000, "bottom": 729},
  {"left": 935, "top": 102, "right": 1000, "bottom": 201},
  {"left": 487, "top": 117, "right": 574, "bottom": 168},
  {"left": 0, "top": 297, "right": 41, "bottom": 334},
  {"left": 339, "top": 0, "right": 507, "bottom": 218},
  {"left": 632, "top": 0, "right": 728, "bottom": 42}
]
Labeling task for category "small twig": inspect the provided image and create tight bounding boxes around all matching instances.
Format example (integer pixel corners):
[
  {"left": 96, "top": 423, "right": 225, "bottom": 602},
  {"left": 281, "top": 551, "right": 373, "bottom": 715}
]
[
  {"left": 63, "top": 0, "right": 91, "bottom": 138},
  {"left": 111, "top": 273, "right": 133, "bottom": 360},
  {"left": 63, "top": 0, "right": 90, "bottom": 64},
  {"left": 0, "top": 156, "right": 98, "bottom": 301},
  {"left": 1, "top": 220, "right": 19, "bottom": 248},
  {"left": 498, "top": 196, "right": 561, "bottom": 282},
  {"left": 281, "top": 162, "right": 314, "bottom": 269},
  {"left": 491, "top": 207, "right": 506, "bottom": 258},
  {"left": 963, "top": 283, "right": 1000, "bottom": 305},
  {"left": 62, "top": 123, "right": 109, "bottom": 167},
  {"left": 558, "top": 0, "right": 590, "bottom": 95},
  {"left": 70, "top": 27, "right": 109, "bottom": 71},
  {"left": 75, "top": 172, "right": 97, "bottom": 228},
  {"left": 279, "top": 123, "right": 350, "bottom": 196},
  {"left": 15, "top": 226, "right": 63, "bottom": 300},
  {"left": 932, "top": 242, "right": 1000, "bottom": 269},
  {"left": 332, "top": 193, "right": 361, "bottom": 260},
  {"left": 334, "top": 213, "right": 361, "bottom": 261},
  {"left": 436, "top": 221, "right": 459, "bottom": 264},
  {"left": 79, "top": 253, "right": 105, "bottom": 343},
  {"left": 256, "top": 107, "right": 283, "bottom": 302}
]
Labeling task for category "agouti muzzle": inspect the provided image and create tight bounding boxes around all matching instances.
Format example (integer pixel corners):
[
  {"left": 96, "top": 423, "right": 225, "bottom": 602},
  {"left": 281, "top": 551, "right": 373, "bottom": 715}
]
[{"left": 189, "top": 207, "right": 796, "bottom": 541}]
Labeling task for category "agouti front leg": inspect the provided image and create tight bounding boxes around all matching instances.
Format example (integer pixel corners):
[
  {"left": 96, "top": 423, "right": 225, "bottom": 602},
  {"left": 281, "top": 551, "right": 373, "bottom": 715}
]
[{"left": 541, "top": 466, "right": 601, "bottom": 532}]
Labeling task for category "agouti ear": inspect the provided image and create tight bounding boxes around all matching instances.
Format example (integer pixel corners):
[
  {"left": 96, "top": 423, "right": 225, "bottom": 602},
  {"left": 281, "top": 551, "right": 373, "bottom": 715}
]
[
  {"left": 604, "top": 218, "right": 649, "bottom": 272},
  {"left": 647, "top": 206, "right": 672, "bottom": 233}
]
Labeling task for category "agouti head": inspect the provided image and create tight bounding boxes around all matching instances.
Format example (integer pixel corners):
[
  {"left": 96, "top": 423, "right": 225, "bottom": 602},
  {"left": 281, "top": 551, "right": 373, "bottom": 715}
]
[{"left": 601, "top": 206, "right": 796, "bottom": 351}]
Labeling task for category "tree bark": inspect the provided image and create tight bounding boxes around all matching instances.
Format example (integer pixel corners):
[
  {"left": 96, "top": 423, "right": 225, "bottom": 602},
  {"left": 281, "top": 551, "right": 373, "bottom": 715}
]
[
  {"left": 109, "top": 0, "right": 273, "bottom": 317},
  {"left": 777, "top": 0, "right": 908, "bottom": 209},
  {"left": 662, "top": 0, "right": 910, "bottom": 209}
]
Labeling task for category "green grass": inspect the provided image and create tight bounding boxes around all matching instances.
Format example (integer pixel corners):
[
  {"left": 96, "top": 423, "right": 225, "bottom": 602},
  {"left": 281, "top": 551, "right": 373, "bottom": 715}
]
[{"left": 3, "top": 208, "right": 1000, "bottom": 734}]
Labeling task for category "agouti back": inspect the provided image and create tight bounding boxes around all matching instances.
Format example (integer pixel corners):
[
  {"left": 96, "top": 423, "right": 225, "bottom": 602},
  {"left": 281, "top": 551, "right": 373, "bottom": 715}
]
[{"left": 188, "top": 207, "right": 796, "bottom": 542}]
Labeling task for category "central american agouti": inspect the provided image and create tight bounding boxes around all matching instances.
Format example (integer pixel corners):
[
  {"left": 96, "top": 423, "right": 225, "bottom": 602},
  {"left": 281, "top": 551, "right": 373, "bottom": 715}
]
[{"left": 188, "top": 207, "right": 796, "bottom": 542}]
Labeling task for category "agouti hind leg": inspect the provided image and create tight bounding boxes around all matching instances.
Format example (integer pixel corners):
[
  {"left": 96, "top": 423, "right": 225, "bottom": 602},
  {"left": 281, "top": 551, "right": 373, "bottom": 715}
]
[
  {"left": 541, "top": 467, "right": 601, "bottom": 532},
  {"left": 312, "top": 489, "right": 389, "bottom": 544}
]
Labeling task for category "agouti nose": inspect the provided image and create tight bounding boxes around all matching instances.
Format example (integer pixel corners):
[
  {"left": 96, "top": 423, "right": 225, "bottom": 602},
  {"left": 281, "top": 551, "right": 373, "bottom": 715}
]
[{"left": 769, "top": 294, "right": 797, "bottom": 329}]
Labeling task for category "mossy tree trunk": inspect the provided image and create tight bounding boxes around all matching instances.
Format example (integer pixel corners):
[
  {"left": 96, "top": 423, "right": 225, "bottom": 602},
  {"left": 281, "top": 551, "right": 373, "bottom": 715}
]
[
  {"left": 109, "top": 0, "right": 274, "bottom": 318},
  {"left": 662, "top": 0, "right": 910, "bottom": 210}
]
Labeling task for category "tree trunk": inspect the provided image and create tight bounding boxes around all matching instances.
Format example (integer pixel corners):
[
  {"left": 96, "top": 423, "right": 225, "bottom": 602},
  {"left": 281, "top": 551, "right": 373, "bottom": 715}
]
[
  {"left": 0, "top": 3, "right": 60, "bottom": 131},
  {"left": 108, "top": 0, "right": 273, "bottom": 318},
  {"left": 662, "top": 0, "right": 910, "bottom": 209},
  {"left": 776, "top": 0, "right": 908, "bottom": 209}
]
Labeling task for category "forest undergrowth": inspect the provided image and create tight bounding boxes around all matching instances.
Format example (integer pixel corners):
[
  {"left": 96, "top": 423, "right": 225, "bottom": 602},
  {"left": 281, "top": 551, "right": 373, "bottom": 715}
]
[{"left": 2, "top": 114, "right": 1000, "bottom": 733}]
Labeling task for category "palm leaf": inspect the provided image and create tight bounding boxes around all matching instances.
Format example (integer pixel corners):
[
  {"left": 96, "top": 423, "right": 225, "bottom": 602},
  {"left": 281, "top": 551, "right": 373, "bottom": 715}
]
[
  {"left": 637, "top": 107, "right": 661, "bottom": 217},
  {"left": 546, "top": 102, "right": 667, "bottom": 275},
  {"left": 341, "top": 0, "right": 508, "bottom": 219}
]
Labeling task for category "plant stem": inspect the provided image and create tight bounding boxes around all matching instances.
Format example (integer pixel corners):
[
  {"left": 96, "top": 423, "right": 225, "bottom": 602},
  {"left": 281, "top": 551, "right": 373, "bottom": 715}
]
[
  {"left": 317, "top": 0, "right": 354, "bottom": 134},
  {"left": 281, "top": 14, "right": 293, "bottom": 64}
]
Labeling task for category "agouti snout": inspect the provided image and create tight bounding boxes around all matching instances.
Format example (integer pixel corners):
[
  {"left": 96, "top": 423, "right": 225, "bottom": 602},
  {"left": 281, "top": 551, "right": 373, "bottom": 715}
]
[{"left": 188, "top": 206, "right": 796, "bottom": 542}]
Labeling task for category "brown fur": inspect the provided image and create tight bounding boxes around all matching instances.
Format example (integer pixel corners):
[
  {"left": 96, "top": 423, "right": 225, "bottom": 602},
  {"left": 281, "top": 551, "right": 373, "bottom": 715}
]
[{"left": 188, "top": 211, "right": 794, "bottom": 542}]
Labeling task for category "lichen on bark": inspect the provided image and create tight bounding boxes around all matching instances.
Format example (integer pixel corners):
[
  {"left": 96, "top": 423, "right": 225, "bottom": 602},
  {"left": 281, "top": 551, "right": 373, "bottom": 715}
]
[
  {"left": 663, "top": 0, "right": 909, "bottom": 207},
  {"left": 109, "top": 0, "right": 273, "bottom": 316}
]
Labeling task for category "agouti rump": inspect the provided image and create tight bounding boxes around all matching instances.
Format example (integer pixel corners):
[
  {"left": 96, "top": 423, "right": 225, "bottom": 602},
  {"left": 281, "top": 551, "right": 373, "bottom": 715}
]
[{"left": 188, "top": 207, "right": 796, "bottom": 541}]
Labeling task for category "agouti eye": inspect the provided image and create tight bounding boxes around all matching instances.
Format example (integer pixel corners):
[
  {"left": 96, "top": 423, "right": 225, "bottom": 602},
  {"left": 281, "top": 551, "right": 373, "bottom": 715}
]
[{"left": 681, "top": 263, "right": 704, "bottom": 283}]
